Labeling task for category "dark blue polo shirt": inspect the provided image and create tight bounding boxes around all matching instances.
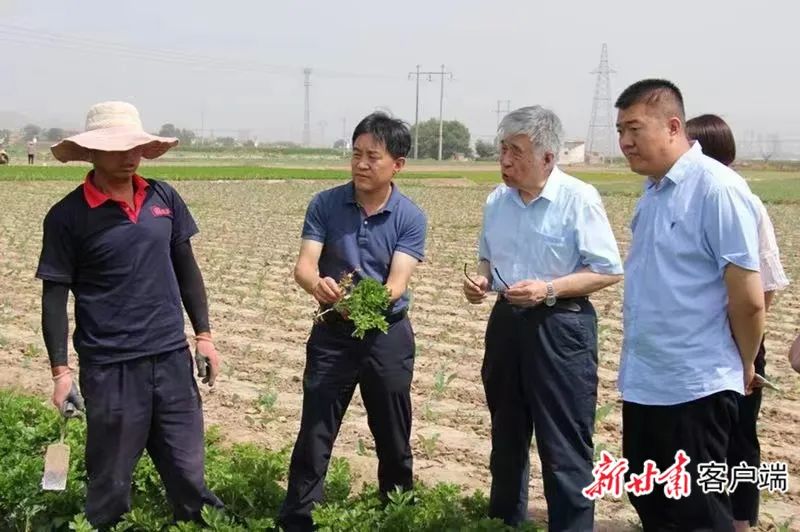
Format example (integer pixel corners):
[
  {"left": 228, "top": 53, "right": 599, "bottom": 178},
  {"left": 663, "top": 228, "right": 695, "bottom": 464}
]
[
  {"left": 36, "top": 173, "right": 198, "bottom": 365},
  {"left": 302, "top": 182, "right": 427, "bottom": 314}
]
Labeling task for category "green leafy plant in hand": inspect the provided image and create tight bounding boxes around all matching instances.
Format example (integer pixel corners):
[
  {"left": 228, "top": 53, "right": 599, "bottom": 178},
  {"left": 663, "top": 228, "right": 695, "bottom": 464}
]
[{"left": 315, "top": 272, "right": 391, "bottom": 339}]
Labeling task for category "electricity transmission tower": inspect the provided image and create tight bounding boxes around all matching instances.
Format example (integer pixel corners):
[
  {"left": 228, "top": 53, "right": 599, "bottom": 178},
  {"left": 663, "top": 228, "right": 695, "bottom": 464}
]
[{"left": 586, "top": 43, "right": 616, "bottom": 162}]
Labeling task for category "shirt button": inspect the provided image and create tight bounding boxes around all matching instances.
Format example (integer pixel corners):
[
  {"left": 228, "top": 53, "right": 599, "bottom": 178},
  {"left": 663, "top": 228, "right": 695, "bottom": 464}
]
[{"left": 364, "top": 220, "right": 368, "bottom": 225}]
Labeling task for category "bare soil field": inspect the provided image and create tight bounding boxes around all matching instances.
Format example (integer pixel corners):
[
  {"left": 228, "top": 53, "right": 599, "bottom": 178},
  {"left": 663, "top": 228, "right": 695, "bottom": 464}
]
[{"left": 1, "top": 179, "right": 798, "bottom": 530}]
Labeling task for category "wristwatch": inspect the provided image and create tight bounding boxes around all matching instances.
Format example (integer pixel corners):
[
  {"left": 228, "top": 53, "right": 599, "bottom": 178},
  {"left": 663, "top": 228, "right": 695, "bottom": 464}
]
[{"left": 545, "top": 281, "right": 556, "bottom": 307}]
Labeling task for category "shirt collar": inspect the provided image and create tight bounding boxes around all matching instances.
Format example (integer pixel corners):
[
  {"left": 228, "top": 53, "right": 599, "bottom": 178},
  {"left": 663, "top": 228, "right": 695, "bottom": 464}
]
[
  {"left": 540, "top": 166, "right": 564, "bottom": 202},
  {"left": 650, "top": 142, "right": 703, "bottom": 189},
  {"left": 511, "top": 166, "right": 562, "bottom": 207},
  {"left": 344, "top": 181, "right": 400, "bottom": 213},
  {"left": 83, "top": 171, "right": 150, "bottom": 208}
]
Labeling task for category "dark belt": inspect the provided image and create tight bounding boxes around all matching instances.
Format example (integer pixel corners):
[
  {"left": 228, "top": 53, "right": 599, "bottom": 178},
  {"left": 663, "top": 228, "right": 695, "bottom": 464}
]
[
  {"left": 497, "top": 293, "right": 587, "bottom": 312},
  {"left": 319, "top": 308, "right": 408, "bottom": 327}
]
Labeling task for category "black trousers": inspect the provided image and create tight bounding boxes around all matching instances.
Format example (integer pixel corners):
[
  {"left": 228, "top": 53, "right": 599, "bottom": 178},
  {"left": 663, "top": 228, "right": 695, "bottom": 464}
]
[
  {"left": 728, "top": 339, "right": 766, "bottom": 526},
  {"left": 482, "top": 298, "right": 598, "bottom": 531},
  {"left": 79, "top": 348, "right": 222, "bottom": 528},
  {"left": 278, "top": 315, "right": 416, "bottom": 532},
  {"left": 623, "top": 390, "right": 738, "bottom": 532}
]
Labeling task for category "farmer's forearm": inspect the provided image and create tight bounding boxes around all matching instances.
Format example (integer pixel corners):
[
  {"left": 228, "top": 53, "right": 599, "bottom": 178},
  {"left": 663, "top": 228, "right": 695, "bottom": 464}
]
[
  {"left": 385, "top": 252, "right": 420, "bottom": 303},
  {"left": 172, "top": 241, "right": 211, "bottom": 334},
  {"left": 294, "top": 259, "right": 321, "bottom": 295},
  {"left": 42, "top": 281, "right": 69, "bottom": 369},
  {"left": 552, "top": 270, "right": 621, "bottom": 298}
]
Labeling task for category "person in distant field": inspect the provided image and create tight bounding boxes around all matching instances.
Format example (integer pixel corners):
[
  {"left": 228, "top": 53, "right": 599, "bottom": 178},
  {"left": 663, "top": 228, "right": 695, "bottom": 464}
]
[
  {"left": 37, "top": 101, "right": 222, "bottom": 528},
  {"left": 616, "top": 80, "right": 764, "bottom": 531},
  {"left": 687, "top": 113, "right": 790, "bottom": 531},
  {"left": 463, "top": 105, "right": 623, "bottom": 531},
  {"left": 27, "top": 139, "right": 36, "bottom": 164},
  {"left": 278, "top": 112, "right": 427, "bottom": 532}
]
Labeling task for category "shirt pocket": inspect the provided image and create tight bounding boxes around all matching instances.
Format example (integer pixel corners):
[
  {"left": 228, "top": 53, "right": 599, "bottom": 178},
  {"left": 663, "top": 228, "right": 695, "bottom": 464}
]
[
  {"left": 531, "top": 228, "right": 575, "bottom": 270},
  {"left": 661, "top": 201, "right": 701, "bottom": 258},
  {"left": 533, "top": 230, "right": 567, "bottom": 246}
]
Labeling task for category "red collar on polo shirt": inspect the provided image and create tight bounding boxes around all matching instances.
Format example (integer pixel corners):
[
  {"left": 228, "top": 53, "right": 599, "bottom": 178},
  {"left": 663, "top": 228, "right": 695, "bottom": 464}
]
[{"left": 83, "top": 171, "right": 150, "bottom": 223}]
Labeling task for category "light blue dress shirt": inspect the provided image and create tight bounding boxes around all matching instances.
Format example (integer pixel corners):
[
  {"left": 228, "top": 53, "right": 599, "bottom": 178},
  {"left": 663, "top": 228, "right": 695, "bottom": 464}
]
[
  {"left": 478, "top": 166, "right": 623, "bottom": 290},
  {"left": 619, "top": 143, "right": 761, "bottom": 406}
]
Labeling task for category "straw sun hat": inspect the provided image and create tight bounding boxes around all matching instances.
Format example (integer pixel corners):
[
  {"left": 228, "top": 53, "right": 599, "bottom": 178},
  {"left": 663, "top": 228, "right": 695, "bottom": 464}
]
[{"left": 50, "top": 101, "right": 178, "bottom": 163}]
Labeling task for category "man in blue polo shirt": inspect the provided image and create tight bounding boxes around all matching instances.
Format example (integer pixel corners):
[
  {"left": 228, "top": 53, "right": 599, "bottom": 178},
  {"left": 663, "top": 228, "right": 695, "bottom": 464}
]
[
  {"left": 616, "top": 80, "right": 765, "bottom": 531},
  {"left": 37, "top": 102, "right": 222, "bottom": 528},
  {"left": 278, "top": 112, "right": 426, "bottom": 531}
]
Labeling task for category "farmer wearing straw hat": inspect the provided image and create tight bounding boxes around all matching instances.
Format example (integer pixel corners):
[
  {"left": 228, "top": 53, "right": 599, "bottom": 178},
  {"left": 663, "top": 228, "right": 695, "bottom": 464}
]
[{"left": 36, "top": 101, "right": 222, "bottom": 528}]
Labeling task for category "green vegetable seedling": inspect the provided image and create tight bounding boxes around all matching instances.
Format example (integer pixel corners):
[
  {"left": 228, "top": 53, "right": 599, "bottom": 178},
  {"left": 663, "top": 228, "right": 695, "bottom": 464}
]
[{"left": 314, "top": 272, "right": 391, "bottom": 339}]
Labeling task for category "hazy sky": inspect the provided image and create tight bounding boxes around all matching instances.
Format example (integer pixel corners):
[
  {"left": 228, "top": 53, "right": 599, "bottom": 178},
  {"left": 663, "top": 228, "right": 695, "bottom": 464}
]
[{"left": 2, "top": 0, "right": 799, "bottom": 151}]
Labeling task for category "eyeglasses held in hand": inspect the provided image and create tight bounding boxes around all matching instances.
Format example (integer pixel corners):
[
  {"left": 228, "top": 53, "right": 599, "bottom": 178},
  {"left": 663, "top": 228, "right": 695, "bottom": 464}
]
[{"left": 463, "top": 263, "right": 511, "bottom": 292}]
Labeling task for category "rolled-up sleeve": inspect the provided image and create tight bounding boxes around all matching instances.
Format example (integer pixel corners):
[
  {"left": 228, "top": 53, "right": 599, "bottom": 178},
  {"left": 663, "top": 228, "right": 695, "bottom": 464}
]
[
  {"left": 577, "top": 194, "right": 624, "bottom": 275},
  {"left": 703, "top": 185, "right": 760, "bottom": 272},
  {"left": 754, "top": 197, "right": 789, "bottom": 291}
]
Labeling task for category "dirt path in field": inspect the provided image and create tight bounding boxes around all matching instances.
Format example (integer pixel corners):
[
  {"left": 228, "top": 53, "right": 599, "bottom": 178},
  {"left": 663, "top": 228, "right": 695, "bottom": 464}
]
[{"left": 1, "top": 180, "right": 798, "bottom": 530}]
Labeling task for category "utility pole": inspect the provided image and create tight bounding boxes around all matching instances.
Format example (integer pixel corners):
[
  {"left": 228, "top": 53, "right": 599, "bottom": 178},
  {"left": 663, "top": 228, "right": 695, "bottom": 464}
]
[
  {"left": 318, "top": 120, "right": 327, "bottom": 148},
  {"left": 494, "top": 100, "right": 511, "bottom": 127},
  {"left": 303, "top": 68, "right": 312, "bottom": 147},
  {"left": 408, "top": 65, "right": 421, "bottom": 159},
  {"left": 341, "top": 117, "right": 347, "bottom": 157},
  {"left": 437, "top": 64, "right": 445, "bottom": 161},
  {"left": 408, "top": 64, "right": 452, "bottom": 160}
]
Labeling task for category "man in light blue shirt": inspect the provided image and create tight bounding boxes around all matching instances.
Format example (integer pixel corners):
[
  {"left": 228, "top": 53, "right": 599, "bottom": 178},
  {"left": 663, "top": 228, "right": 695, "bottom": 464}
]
[
  {"left": 463, "top": 105, "right": 623, "bottom": 531},
  {"left": 616, "top": 79, "right": 765, "bottom": 531}
]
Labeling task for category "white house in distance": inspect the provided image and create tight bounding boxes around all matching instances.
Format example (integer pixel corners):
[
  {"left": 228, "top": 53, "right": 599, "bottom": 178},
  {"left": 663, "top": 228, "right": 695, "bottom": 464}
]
[{"left": 558, "top": 140, "right": 586, "bottom": 165}]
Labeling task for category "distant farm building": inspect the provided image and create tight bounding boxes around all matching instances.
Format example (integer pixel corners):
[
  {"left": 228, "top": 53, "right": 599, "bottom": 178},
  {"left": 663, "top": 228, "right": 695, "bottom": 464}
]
[{"left": 559, "top": 140, "right": 586, "bottom": 165}]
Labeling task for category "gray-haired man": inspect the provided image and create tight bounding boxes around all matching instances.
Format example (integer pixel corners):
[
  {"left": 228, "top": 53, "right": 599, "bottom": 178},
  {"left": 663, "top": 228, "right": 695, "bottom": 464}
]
[{"left": 464, "top": 106, "right": 623, "bottom": 530}]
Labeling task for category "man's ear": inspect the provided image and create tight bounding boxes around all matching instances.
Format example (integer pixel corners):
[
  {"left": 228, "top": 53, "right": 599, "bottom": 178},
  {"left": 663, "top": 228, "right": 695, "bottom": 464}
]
[
  {"left": 393, "top": 156, "right": 407, "bottom": 175},
  {"left": 668, "top": 117, "right": 683, "bottom": 138}
]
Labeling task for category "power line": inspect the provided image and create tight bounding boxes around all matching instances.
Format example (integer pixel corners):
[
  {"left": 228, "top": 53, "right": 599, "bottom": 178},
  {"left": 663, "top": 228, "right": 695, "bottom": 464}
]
[{"left": 0, "top": 23, "right": 400, "bottom": 80}]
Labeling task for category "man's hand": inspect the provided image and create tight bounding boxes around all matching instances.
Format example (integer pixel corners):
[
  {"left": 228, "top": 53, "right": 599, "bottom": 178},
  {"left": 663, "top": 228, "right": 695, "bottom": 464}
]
[
  {"left": 52, "top": 371, "right": 84, "bottom": 418},
  {"left": 504, "top": 280, "right": 548, "bottom": 307},
  {"left": 195, "top": 336, "right": 221, "bottom": 387},
  {"left": 743, "top": 362, "right": 757, "bottom": 395},
  {"left": 463, "top": 275, "right": 490, "bottom": 304},
  {"left": 313, "top": 277, "right": 343, "bottom": 305}
]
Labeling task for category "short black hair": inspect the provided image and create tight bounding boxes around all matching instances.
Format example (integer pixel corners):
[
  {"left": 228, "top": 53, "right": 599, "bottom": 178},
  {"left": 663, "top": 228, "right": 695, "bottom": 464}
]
[
  {"left": 686, "top": 114, "right": 736, "bottom": 166},
  {"left": 352, "top": 112, "right": 411, "bottom": 159},
  {"left": 615, "top": 79, "right": 686, "bottom": 120}
]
